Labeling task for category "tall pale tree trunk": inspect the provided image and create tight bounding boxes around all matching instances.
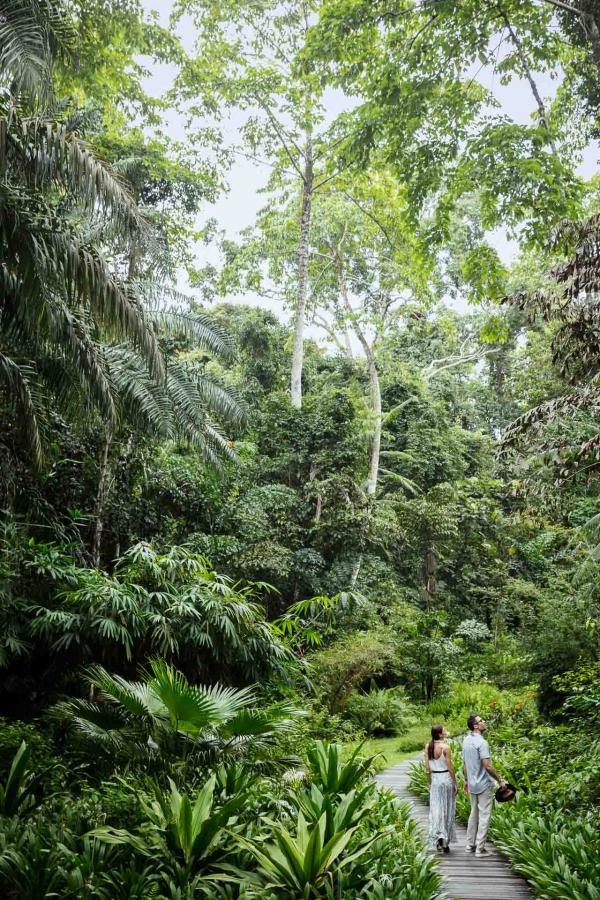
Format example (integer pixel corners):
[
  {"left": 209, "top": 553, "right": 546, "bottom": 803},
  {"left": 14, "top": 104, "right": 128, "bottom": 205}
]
[
  {"left": 290, "top": 128, "right": 314, "bottom": 409},
  {"left": 334, "top": 251, "right": 382, "bottom": 496},
  {"left": 365, "top": 354, "right": 382, "bottom": 497},
  {"left": 343, "top": 327, "right": 354, "bottom": 360}
]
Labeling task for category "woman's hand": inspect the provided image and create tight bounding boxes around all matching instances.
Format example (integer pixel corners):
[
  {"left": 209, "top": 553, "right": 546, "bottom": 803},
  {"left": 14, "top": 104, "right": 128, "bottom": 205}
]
[{"left": 454, "top": 780, "right": 458, "bottom": 796}]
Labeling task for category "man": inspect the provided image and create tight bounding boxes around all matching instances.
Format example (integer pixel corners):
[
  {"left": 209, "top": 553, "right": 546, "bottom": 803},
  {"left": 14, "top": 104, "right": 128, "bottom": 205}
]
[{"left": 462, "top": 713, "right": 507, "bottom": 857}]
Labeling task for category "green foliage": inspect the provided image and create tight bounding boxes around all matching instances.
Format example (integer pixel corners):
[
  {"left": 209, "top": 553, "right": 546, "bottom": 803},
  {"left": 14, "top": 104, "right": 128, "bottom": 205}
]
[
  {"left": 308, "top": 631, "right": 398, "bottom": 713},
  {"left": 493, "top": 806, "right": 600, "bottom": 900},
  {"left": 238, "top": 808, "right": 377, "bottom": 899},
  {"left": 93, "top": 775, "right": 245, "bottom": 888},
  {"left": 555, "top": 662, "right": 600, "bottom": 723},
  {"left": 58, "top": 659, "right": 301, "bottom": 767},
  {"left": 0, "top": 740, "right": 441, "bottom": 900},
  {"left": 0, "top": 743, "right": 46, "bottom": 818},
  {"left": 307, "top": 741, "right": 377, "bottom": 796},
  {"left": 344, "top": 686, "right": 415, "bottom": 737},
  {"left": 1, "top": 538, "right": 293, "bottom": 687},
  {"left": 2, "top": 0, "right": 600, "bottom": 892}
]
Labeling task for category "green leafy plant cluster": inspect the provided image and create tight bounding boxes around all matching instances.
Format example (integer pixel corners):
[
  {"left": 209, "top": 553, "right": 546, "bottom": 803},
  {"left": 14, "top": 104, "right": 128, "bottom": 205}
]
[
  {"left": 344, "top": 685, "right": 416, "bottom": 737},
  {"left": 0, "top": 738, "right": 441, "bottom": 899}
]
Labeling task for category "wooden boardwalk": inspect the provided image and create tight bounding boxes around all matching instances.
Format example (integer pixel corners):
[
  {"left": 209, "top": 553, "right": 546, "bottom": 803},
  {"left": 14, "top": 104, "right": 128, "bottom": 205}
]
[{"left": 376, "top": 758, "right": 532, "bottom": 900}]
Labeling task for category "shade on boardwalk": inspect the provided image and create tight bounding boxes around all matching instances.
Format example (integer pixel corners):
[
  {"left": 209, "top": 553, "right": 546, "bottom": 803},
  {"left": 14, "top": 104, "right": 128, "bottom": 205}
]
[{"left": 376, "top": 758, "right": 532, "bottom": 900}]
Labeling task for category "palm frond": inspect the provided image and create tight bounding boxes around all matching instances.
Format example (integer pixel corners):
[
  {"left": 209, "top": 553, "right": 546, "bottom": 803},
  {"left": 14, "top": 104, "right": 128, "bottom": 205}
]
[
  {"left": 0, "top": 352, "right": 45, "bottom": 466},
  {"left": 0, "top": 0, "right": 53, "bottom": 100},
  {"left": 147, "top": 660, "right": 255, "bottom": 733},
  {"left": 220, "top": 703, "right": 301, "bottom": 739},
  {"left": 3, "top": 117, "right": 145, "bottom": 234},
  {"left": 501, "top": 384, "right": 600, "bottom": 449},
  {"left": 134, "top": 282, "right": 234, "bottom": 360},
  {"left": 378, "top": 468, "right": 421, "bottom": 495},
  {"left": 194, "top": 372, "right": 246, "bottom": 426},
  {"left": 165, "top": 360, "right": 239, "bottom": 461},
  {"left": 0, "top": 183, "right": 164, "bottom": 383},
  {"left": 103, "top": 345, "right": 172, "bottom": 434},
  {"left": 54, "top": 699, "right": 134, "bottom": 750},
  {"left": 84, "top": 665, "right": 160, "bottom": 720}
]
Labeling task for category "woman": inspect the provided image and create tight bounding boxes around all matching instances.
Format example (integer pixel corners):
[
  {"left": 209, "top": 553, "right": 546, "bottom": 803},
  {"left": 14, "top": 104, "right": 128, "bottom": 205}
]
[{"left": 424, "top": 724, "right": 457, "bottom": 853}]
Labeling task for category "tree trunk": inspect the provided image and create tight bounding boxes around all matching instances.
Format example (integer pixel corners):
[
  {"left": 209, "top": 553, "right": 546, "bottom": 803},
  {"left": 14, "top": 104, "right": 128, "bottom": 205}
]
[
  {"left": 290, "top": 128, "right": 314, "bottom": 409},
  {"left": 349, "top": 556, "right": 362, "bottom": 588},
  {"left": 343, "top": 328, "right": 354, "bottom": 359},
  {"left": 581, "top": 9, "right": 600, "bottom": 76},
  {"left": 365, "top": 354, "right": 382, "bottom": 497},
  {"left": 334, "top": 251, "right": 382, "bottom": 496},
  {"left": 422, "top": 549, "right": 438, "bottom": 611},
  {"left": 91, "top": 428, "right": 114, "bottom": 568}
]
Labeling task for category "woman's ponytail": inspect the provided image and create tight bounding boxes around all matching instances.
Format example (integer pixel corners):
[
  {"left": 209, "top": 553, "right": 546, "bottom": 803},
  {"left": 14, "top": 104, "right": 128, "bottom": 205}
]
[{"left": 427, "top": 724, "right": 444, "bottom": 759}]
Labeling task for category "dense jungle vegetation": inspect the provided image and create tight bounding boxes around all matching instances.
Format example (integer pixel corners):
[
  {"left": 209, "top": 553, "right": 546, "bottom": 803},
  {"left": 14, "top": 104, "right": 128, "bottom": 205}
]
[{"left": 0, "top": 1, "right": 599, "bottom": 897}]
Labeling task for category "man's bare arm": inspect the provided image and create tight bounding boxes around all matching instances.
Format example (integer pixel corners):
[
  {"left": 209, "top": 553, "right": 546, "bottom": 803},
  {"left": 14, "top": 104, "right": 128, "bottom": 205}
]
[{"left": 482, "top": 758, "right": 505, "bottom": 785}]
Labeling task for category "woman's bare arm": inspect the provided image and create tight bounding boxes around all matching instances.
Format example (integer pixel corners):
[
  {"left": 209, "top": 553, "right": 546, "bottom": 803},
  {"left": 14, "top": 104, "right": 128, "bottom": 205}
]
[
  {"left": 444, "top": 745, "right": 458, "bottom": 794},
  {"left": 424, "top": 744, "right": 431, "bottom": 785}
]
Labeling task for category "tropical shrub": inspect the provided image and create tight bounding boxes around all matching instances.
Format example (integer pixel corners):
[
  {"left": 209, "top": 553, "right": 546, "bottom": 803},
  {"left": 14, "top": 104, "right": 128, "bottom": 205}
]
[
  {"left": 345, "top": 793, "right": 442, "bottom": 900},
  {"left": 307, "top": 741, "right": 378, "bottom": 796},
  {"left": 0, "top": 743, "right": 46, "bottom": 818},
  {"left": 0, "top": 719, "right": 58, "bottom": 777},
  {"left": 245, "top": 809, "right": 380, "bottom": 898},
  {"left": 57, "top": 659, "right": 301, "bottom": 770},
  {"left": 92, "top": 775, "right": 246, "bottom": 894},
  {"left": 308, "top": 630, "right": 399, "bottom": 713},
  {"left": 1, "top": 539, "right": 294, "bottom": 690},
  {"left": 491, "top": 805, "right": 600, "bottom": 900},
  {"left": 344, "top": 685, "right": 416, "bottom": 736}
]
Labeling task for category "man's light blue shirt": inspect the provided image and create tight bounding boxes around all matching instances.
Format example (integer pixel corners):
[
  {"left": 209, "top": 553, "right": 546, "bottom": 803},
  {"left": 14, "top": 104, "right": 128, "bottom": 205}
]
[{"left": 462, "top": 732, "right": 495, "bottom": 794}]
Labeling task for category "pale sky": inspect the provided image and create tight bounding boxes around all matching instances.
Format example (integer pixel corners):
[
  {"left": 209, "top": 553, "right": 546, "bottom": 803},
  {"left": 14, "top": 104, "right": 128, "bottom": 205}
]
[{"left": 138, "top": 0, "right": 599, "bottom": 335}]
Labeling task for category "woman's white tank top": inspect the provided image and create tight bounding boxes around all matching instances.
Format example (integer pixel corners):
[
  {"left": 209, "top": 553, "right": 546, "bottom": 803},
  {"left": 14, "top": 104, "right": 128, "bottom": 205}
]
[{"left": 429, "top": 747, "right": 449, "bottom": 772}]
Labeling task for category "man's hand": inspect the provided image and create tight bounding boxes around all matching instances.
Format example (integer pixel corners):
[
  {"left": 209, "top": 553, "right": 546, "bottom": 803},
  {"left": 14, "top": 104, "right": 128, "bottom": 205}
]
[{"left": 463, "top": 779, "right": 469, "bottom": 794}]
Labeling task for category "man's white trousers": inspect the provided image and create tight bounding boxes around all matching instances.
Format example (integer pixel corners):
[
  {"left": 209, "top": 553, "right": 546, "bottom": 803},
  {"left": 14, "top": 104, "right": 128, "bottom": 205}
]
[{"left": 466, "top": 788, "right": 494, "bottom": 850}]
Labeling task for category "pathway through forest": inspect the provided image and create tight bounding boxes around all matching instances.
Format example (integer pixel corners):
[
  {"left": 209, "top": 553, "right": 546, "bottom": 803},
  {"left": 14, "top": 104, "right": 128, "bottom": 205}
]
[{"left": 376, "top": 757, "right": 532, "bottom": 900}]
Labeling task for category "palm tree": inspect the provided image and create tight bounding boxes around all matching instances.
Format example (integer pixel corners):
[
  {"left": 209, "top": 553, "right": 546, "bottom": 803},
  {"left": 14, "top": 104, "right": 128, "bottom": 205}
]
[
  {"left": 0, "top": 1, "right": 244, "bottom": 479},
  {"left": 0, "top": 0, "right": 69, "bottom": 102},
  {"left": 0, "top": 111, "right": 165, "bottom": 458},
  {"left": 0, "top": 0, "right": 160, "bottom": 462},
  {"left": 58, "top": 659, "right": 301, "bottom": 764}
]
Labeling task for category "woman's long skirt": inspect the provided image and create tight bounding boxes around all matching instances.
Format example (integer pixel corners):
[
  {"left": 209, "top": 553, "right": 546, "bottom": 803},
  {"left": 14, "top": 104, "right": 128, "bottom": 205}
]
[{"left": 427, "top": 773, "right": 457, "bottom": 850}]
